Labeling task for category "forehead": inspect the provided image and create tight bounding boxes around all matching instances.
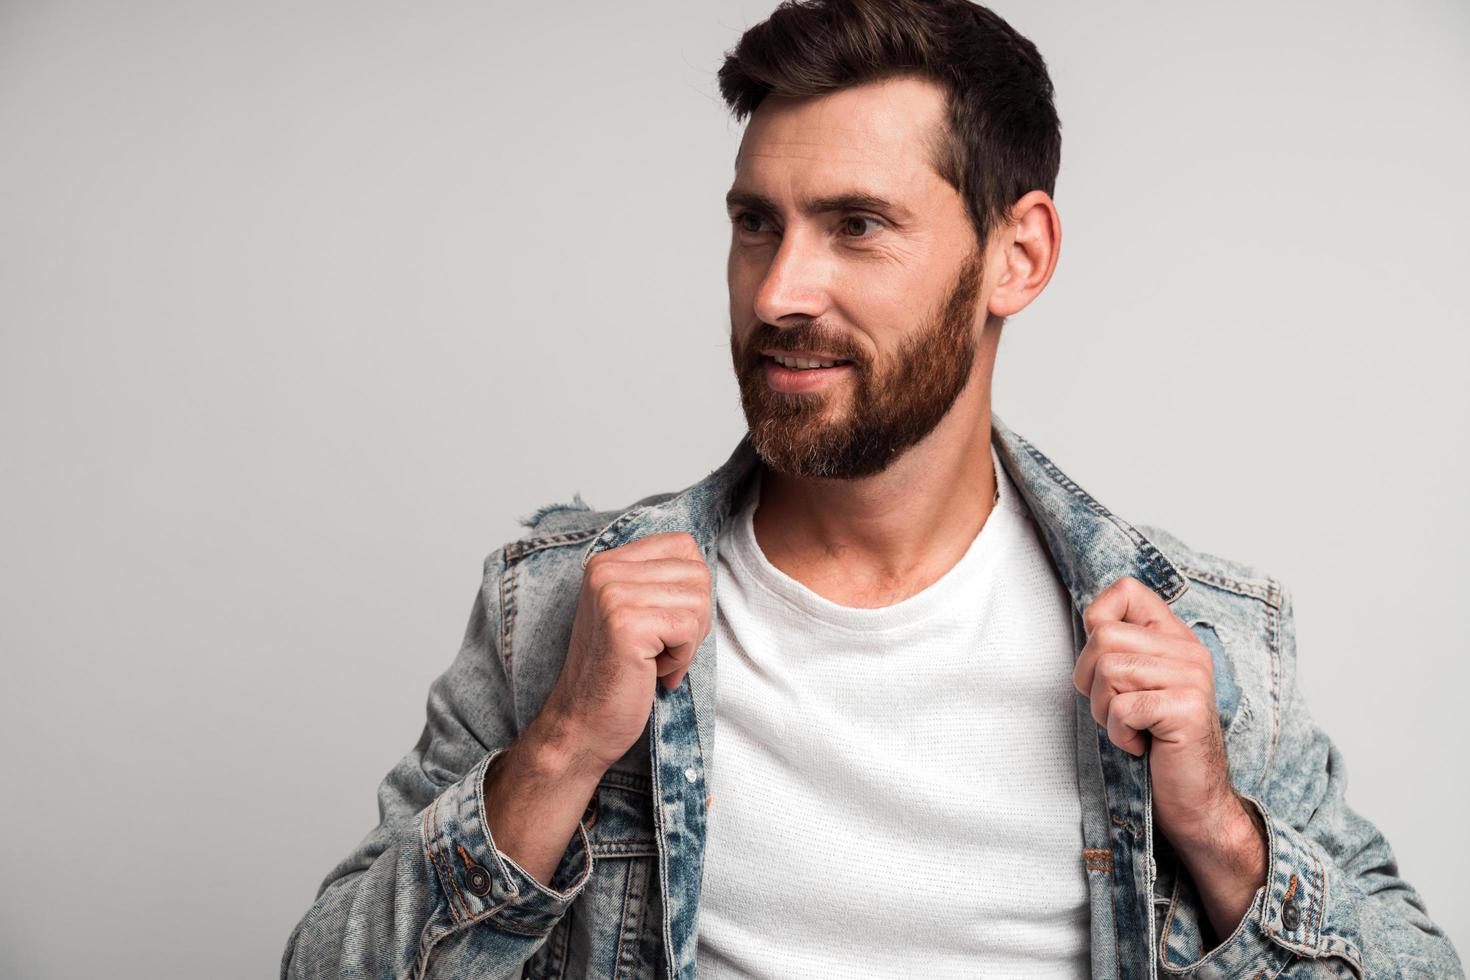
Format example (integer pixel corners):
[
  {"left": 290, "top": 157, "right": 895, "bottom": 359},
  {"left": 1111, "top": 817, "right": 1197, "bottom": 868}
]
[{"left": 733, "top": 75, "right": 950, "bottom": 197}]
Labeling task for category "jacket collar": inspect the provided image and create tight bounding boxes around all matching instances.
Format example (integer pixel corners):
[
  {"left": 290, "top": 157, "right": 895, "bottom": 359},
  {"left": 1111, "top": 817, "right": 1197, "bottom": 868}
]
[
  {"left": 590, "top": 411, "right": 1189, "bottom": 613},
  {"left": 580, "top": 409, "right": 1189, "bottom": 766}
]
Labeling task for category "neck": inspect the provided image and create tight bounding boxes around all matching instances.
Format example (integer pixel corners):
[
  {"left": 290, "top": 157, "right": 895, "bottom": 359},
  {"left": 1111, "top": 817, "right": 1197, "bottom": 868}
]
[{"left": 750, "top": 384, "right": 998, "bottom": 608}]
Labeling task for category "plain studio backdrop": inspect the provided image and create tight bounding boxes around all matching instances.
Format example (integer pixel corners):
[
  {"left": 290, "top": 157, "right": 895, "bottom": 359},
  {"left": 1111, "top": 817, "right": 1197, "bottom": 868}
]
[{"left": 2, "top": 1, "right": 1467, "bottom": 976}]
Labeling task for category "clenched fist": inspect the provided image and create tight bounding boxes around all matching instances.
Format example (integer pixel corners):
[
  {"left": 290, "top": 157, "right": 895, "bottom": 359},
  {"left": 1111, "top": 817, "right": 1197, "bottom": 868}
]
[
  {"left": 1074, "top": 574, "right": 1266, "bottom": 939},
  {"left": 537, "top": 531, "right": 713, "bottom": 780}
]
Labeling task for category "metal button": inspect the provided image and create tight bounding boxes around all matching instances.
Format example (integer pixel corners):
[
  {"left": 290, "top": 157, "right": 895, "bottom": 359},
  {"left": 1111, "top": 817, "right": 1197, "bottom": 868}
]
[
  {"left": 463, "top": 863, "right": 492, "bottom": 898},
  {"left": 1280, "top": 897, "right": 1301, "bottom": 931},
  {"left": 684, "top": 767, "right": 698, "bottom": 784}
]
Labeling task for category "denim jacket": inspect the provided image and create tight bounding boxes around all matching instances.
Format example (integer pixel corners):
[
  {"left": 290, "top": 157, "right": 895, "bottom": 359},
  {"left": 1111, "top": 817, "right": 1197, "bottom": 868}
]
[{"left": 281, "top": 415, "right": 1463, "bottom": 980}]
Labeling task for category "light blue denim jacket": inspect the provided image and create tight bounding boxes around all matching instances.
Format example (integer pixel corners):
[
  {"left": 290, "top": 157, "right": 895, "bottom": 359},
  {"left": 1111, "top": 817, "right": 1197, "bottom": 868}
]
[{"left": 282, "top": 415, "right": 1463, "bottom": 979}]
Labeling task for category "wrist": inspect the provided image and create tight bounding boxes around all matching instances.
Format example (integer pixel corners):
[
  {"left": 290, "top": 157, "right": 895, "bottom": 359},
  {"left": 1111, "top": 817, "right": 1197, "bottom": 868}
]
[
  {"left": 523, "top": 712, "right": 610, "bottom": 786},
  {"left": 1170, "top": 795, "right": 1268, "bottom": 939}
]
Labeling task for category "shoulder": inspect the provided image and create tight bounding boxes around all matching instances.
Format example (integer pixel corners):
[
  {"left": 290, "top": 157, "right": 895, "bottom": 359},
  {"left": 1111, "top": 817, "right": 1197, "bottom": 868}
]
[
  {"left": 496, "top": 490, "right": 676, "bottom": 565},
  {"left": 1135, "top": 522, "right": 1285, "bottom": 612}
]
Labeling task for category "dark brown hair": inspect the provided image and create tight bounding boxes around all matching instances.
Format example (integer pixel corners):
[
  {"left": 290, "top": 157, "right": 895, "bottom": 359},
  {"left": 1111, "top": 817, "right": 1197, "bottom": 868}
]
[{"left": 718, "top": 0, "right": 1060, "bottom": 250}]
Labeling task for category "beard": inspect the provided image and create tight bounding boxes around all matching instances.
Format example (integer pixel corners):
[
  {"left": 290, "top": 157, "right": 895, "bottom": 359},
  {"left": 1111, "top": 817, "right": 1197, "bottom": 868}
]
[{"left": 729, "top": 249, "right": 984, "bottom": 480}]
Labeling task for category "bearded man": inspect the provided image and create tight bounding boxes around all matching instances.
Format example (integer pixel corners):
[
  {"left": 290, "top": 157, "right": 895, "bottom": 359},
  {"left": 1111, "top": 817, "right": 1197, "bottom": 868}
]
[{"left": 281, "top": 1, "right": 1463, "bottom": 978}]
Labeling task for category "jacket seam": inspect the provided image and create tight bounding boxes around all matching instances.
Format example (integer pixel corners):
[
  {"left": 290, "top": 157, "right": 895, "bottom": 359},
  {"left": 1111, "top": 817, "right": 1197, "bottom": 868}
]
[
  {"left": 1015, "top": 436, "right": 1185, "bottom": 598},
  {"left": 498, "top": 557, "right": 517, "bottom": 683},
  {"left": 505, "top": 527, "right": 603, "bottom": 564},
  {"left": 1175, "top": 564, "right": 1283, "bottom": 609},
  {"left": 1262, "top": 582, "right": 1285, "bottom": 779}
]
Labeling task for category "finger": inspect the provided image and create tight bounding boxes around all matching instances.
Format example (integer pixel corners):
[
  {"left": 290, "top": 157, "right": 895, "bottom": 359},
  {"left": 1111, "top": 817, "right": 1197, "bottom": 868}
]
[
  {"left": 1108, "top": 687, "right": 1213, "bottom": 754},
  {"left": 1073, "top": 620, "right": 1206, "bottom": 695},
  {"left": 1106, "top": 689, "right": 1161, "bottom": 757},
  {"left": 588, "top": 555, "right": 710, "bottom": 589},
  {"left": 1087, "top": 652, "right": 1209, "bottom": 729},
  {"left": 1083, "top": 575, "right": 1193, "bottom": 640},
  {"left": 597, "top": 578, "right": 713, "bottom": 618},
  {"left": 646, "top": 606, "right": 707, "bottom": 680},
  {"left": 590, "top": 531, "right": 703, "bottom": 567},
  {"left": 657, "top": 655, "right": 694, "bottom": 691}
]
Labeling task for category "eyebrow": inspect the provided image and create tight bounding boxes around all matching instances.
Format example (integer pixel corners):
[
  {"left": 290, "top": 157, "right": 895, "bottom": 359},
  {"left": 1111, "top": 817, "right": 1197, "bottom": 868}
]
[{"left": 724, "top": 189, "right": 912, "bottom": 223}]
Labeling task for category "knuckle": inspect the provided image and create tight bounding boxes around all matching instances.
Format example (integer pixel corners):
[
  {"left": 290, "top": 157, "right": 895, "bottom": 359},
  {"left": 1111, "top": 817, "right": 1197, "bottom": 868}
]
[
  {"left": 1183, "top": 686, "right": 1213, "bottom": 714},
  {"left": 595, "top": 580, "right": 629, "bottom": 611},
  {"left": 604, "top": 606, "right": 638, "bottom": 636},
  {"left": 586, "top": 560, "right": 616, "bottom": 590},
  {"left": 1191, "top": 660, "right": 1215, "bottom": 690},
  {"left": 1127, "top": 690, "right": 1156, "bottom": 717}
]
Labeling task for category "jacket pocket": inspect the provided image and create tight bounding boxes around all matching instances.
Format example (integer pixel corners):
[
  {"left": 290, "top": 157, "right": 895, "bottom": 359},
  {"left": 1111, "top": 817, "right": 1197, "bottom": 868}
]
[{"left": 522, "top": 770, "right": 663, "bottom": 980}]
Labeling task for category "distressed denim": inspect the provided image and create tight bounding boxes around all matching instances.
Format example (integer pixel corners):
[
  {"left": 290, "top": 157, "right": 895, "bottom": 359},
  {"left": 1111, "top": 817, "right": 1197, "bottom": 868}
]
[{"left": 281, "top": 415, "right": 1464, "bottom": 979}]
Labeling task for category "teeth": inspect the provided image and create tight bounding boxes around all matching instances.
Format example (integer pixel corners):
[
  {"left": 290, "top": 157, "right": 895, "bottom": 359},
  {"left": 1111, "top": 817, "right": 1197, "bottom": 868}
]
[{"left": 774, "top": 355, "right": 842, "bottom": 370}]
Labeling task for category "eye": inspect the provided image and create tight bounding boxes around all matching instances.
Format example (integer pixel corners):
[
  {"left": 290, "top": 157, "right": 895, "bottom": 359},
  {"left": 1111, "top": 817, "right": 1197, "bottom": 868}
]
[
  {"left": 840, "top": 215, "right": 884, "bottom": 239},
  {"left": 731, "top": 211, "right": 773, "bottom": 235}
]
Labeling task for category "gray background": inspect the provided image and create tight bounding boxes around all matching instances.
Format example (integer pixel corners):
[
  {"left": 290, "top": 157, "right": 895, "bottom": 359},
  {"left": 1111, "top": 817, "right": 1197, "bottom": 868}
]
[{"left": 2, "top": 1, "right": 1466, "bottom": 976}]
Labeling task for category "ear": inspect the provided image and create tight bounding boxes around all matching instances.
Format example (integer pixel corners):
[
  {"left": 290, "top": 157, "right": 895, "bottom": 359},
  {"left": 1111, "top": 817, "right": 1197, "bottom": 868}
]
[{"left": 986, "top": 190, "right": 1061, "bottom": 320}]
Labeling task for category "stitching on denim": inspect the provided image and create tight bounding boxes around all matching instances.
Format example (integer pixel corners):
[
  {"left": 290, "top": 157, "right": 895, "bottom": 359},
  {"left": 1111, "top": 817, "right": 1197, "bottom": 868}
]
[
  {"left": 582, "top": 509, "right": 648, "bottom": 569},
  {"left": 592, "top": 841, "right": 660, "bottom": 858},
  {"left": 1311, "top": 848, "right": 1326, "bottom": 948},
  {"left": 1308, "top": 869, "right": 1319, "bottom": 949},
  {"left": 1176, "top": 565, "right": 1282, "bottom": 608},
  {"left": 598, "top": 768, "right": 654, "bottom": 795},
  {"left": 498, "top": 561, "right": 517, "bottom": 681},
  {"left": 1015, "top": 435, "right": 1185, "bottom": 598},
  {"left": 496, "top": 564, "right": 520, "bottom": 717},
  {"left": 547, "top": 902, "right": 572, "bottom": 980},
  {"left": 427, "top": 846, "right": 470, "bottom": 921},
  {"left": 1262, "top": 587, "right": 1284, "bottom": 778},
  {"left": 1111, "top": 812, "right": 1144, "bottom": 839},
  {"left": 613, "top": 856, "right": 648, "bottom": 979},
  {"left": 506, "top": 527, "right": 602, "bottom": 564},
  {"left": 1157, "top": 868, "right": 1182, "bottom": 970}
]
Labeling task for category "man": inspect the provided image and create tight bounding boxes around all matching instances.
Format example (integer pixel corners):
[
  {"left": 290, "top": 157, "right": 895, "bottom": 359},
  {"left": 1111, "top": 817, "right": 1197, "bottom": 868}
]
[{"left": 281, "top": 1, "right": 1463, "bottom": 978}]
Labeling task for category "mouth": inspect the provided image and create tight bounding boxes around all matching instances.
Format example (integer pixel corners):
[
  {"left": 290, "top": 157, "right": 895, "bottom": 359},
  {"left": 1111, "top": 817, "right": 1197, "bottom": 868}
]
[
  {"left": 764, "top": 351, "right": 858, "bottom": 370},
  {"left": 761, "top": 353, "right": 854, "bottom": 393}
]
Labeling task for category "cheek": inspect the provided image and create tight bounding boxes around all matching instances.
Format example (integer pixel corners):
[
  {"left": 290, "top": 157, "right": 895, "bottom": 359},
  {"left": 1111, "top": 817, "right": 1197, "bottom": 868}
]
[{"left": 727, "top": 244, "right": 769, "bottom": 284}]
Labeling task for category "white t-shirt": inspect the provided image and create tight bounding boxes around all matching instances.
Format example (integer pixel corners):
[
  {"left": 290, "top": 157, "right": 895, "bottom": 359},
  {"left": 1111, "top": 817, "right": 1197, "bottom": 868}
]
[{"left": 695, "top": 447, "right": 1090, "bottom": 979}]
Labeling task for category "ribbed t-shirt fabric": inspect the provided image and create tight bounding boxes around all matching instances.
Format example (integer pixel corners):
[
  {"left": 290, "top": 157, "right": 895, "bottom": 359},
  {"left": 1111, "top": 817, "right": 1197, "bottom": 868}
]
[{"left": 694, "top": 446, "right": 1091, "bottom": 978}]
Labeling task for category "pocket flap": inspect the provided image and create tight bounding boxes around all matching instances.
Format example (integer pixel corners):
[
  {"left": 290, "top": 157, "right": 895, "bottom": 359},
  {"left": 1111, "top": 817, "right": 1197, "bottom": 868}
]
[{"left": 585, "top": 769, "right": 658, "bottom": 858}]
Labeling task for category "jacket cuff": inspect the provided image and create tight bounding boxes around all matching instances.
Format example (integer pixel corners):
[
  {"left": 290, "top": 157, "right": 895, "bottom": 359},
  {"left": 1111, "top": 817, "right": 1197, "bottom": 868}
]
[
  {"left": 420, "top": 748, "right": 595, "bottom": 937},
  {"left": 1156, "top": 795, "right": 1365, "bottom": 977}
]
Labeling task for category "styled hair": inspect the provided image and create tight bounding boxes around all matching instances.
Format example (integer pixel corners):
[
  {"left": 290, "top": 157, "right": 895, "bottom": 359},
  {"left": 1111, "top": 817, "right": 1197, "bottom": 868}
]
[{"left": 717, "top": 0, "right": 1060, "bottom": 250}]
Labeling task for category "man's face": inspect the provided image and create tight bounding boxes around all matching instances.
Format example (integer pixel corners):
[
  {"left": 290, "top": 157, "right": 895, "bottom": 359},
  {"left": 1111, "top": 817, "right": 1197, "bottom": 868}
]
[{"left": 726, "top": 75, "right": 993, "bottom": 480}]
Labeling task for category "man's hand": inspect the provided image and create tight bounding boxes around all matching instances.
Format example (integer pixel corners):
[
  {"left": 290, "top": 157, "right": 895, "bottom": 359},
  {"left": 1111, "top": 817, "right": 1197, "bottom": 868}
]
[
  {"left": 536, "top": 531, "right": 713, "bottom": 780},
  {"left": 1074, "top": 575, "right": 1267, "bottom": 942},
  {"left": 483, "top": 531, "right": 712, "bottom": 887}
]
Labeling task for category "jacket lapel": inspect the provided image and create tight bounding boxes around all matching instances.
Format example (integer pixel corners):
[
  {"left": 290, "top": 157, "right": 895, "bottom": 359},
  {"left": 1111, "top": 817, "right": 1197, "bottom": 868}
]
[
  {"left": 579, "top": 435, "right": 757, "bottom": 980},
  {"left": 992, "top": 414, "right": 1188, "bottom": 980},
  {"left": 583, "top": 415, "right": 1187, "bottom": 979}
]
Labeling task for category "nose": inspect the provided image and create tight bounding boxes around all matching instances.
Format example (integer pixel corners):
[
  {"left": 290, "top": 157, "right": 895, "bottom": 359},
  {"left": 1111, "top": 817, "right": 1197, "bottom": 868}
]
[{"left": 751, "top": 227, "right": 831, "bottom": 326}]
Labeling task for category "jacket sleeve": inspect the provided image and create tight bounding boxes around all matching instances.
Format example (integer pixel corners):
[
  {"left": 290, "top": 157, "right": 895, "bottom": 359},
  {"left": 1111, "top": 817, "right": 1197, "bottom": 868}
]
[
  {"left": 1155, "top": 584, "right": 1466, "bottom": 978},
  {"left": 280, "top": 549, "right": 596, "bottom": 980}
]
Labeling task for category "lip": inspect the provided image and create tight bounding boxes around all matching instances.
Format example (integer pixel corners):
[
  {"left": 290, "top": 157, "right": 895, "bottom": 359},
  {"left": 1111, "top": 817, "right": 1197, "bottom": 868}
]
[
  {"left": 760, "top": 348, "right": 853, "bottom": 363},
  {"left": 762, "top": 355, "right": 853, "bottom": 394}
]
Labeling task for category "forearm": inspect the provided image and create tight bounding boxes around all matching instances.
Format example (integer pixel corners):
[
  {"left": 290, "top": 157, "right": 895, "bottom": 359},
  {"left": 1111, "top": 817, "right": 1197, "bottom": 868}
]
[
  {"left": 482, "top": 715, "right": 607, "bottom": 886},
  {"left": 1168, "top": 792, "right": 1268, "bottom": 943}
]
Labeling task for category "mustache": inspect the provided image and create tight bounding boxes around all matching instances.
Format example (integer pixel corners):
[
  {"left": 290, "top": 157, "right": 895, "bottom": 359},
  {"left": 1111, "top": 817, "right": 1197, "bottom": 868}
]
[{"left": 739, "top": 321, "right": 866, "bottom": 365}]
